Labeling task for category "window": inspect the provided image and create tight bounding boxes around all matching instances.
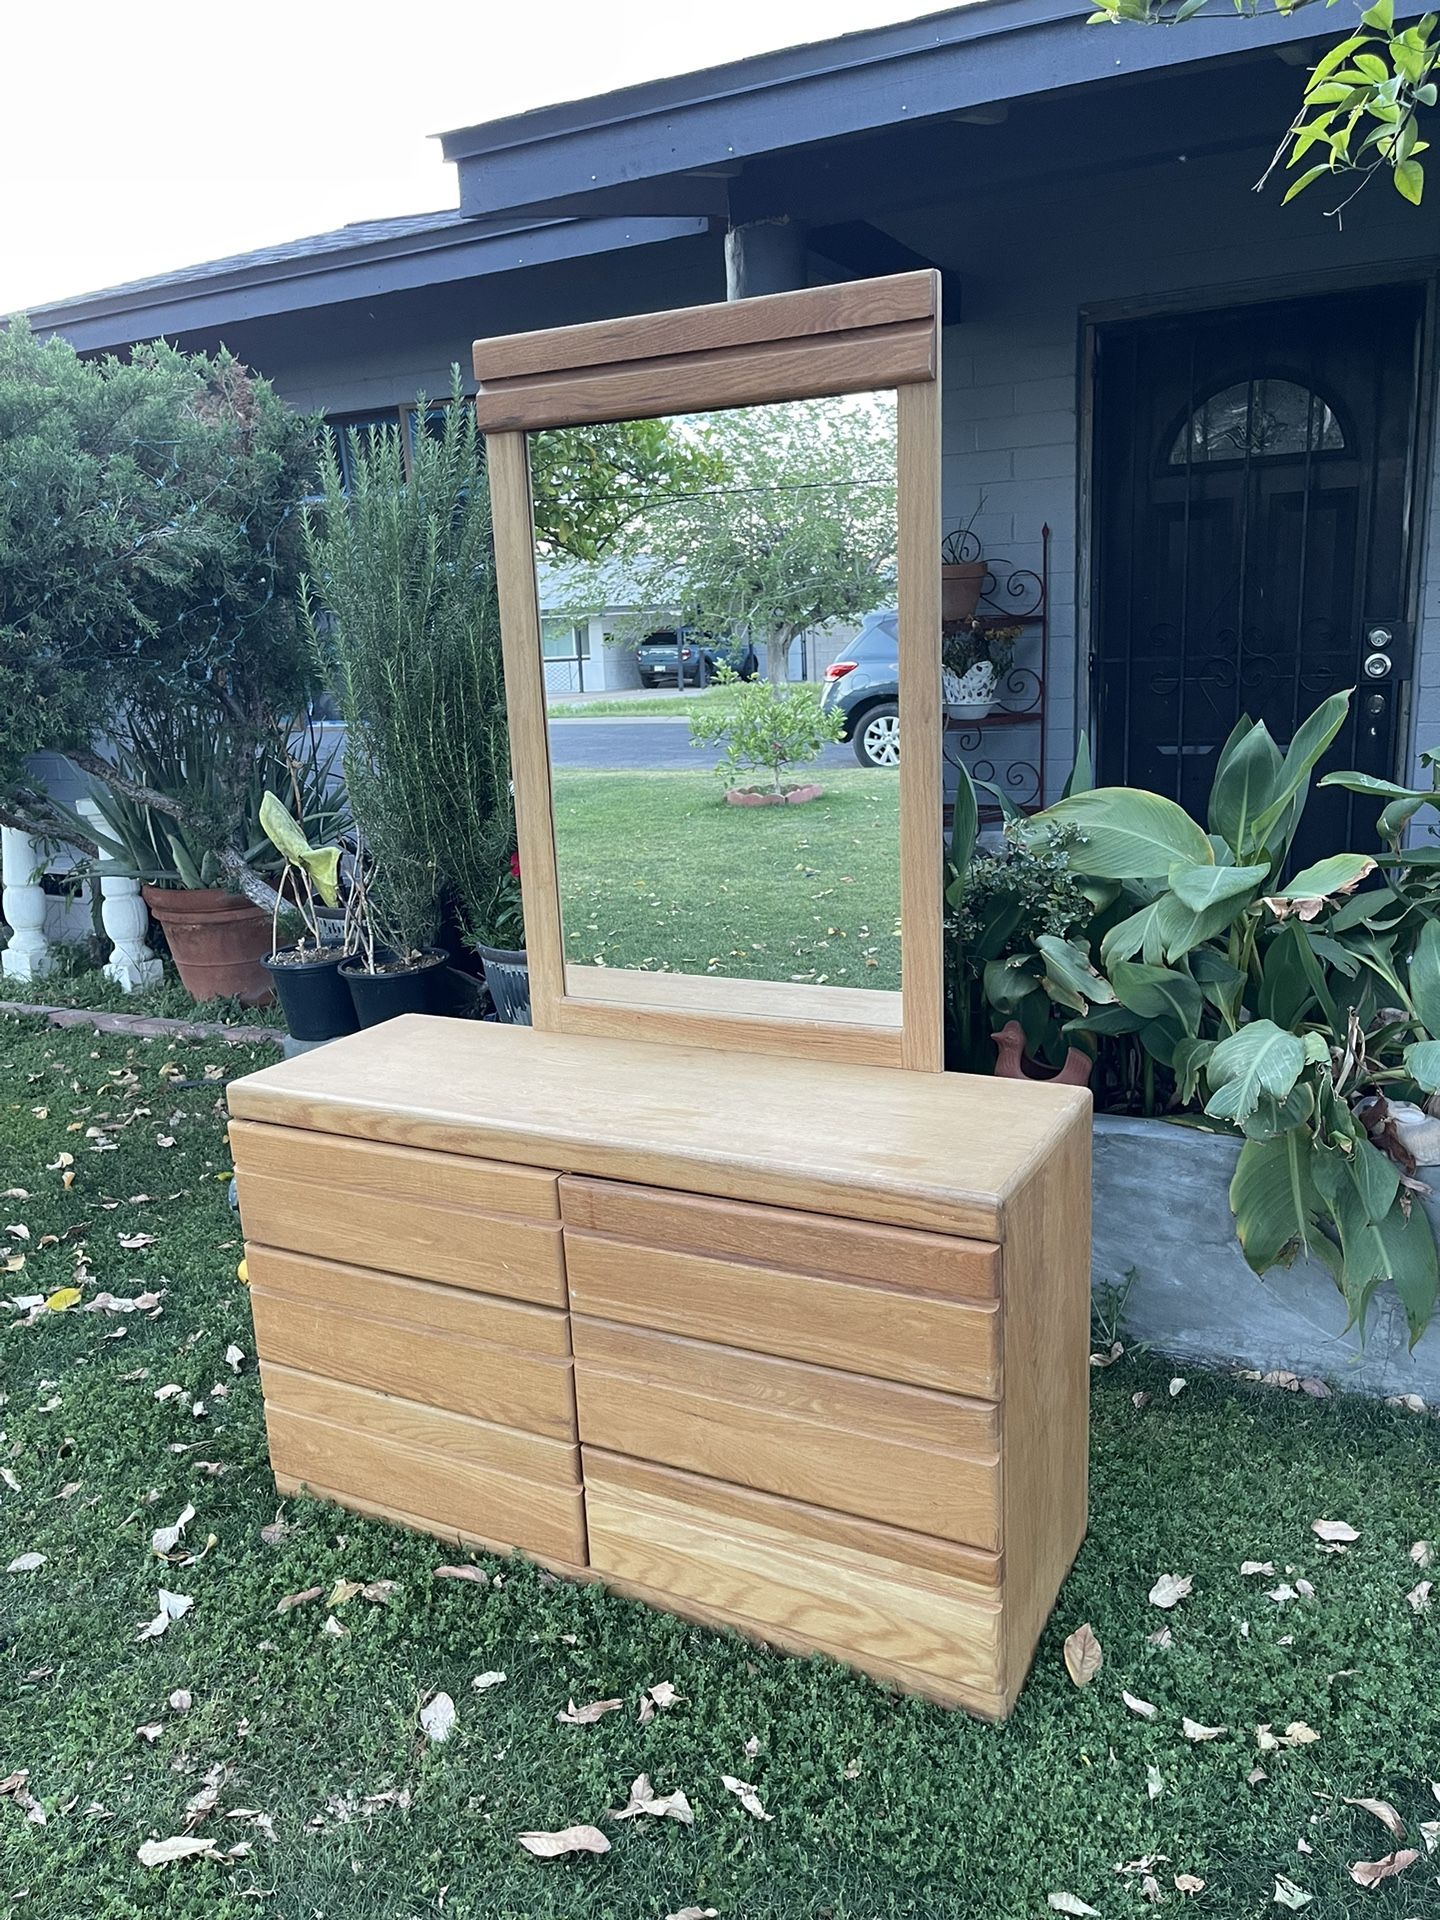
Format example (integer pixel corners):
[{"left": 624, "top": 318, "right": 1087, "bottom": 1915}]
[
  {"left": 1168, "top": 379, "right": 1345, "bottom": 465},
  {"left": 322, "top": 408, "right": 406, "bottom": 492}
]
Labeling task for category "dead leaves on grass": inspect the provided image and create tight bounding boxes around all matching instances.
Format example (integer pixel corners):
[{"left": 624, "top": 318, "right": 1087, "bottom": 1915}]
[
  {"left": 1063, "top": 1622, "right": 1102, "bottom": 1687},
  {"left": 1343, "top": 1796, "right": 1406, "bottom": 1840},
  {"left": 557, "top": 1697, "right": 622, "bottom": 1727},
  {"left": 610, "top": 1773, "right": 694, "bottom": 1825},
  {"left": 1148, "top": 1573, "right": 1193, "bottom": 1610},
  {"left": 135, "top": 1590, "right": 193, "bottom": 1641},
  {"left": 517, "top": 1824, "right": 611, "bottom": 1858},
  {"left": 721, "top": 1774, "right": 773, "bottom": 1820},
  {"left": 1347, "top": 1848, "right": 1418, "bottom": 1888}
]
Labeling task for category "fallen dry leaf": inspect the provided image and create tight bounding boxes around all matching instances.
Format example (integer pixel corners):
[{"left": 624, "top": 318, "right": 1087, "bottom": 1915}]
[
  {"left": 557, "top": 1697, "right": 622, "bottom": 1726},
  {"left": 433, "top": 1564, "right": 488, "bottom": 1584},
  {"left": 1406, "top": 1580, "right": 1432, "bottom": 1612},
  {"left": 1344, "top": 1797, "right": 1406, "bottom": 1840},
  {"left": 1168, "top": 1376, "right": 1188, "bottom": 1398},
  {"left": 419, "top": 1692, "right": 457, "bottom": 1743},
  {"left": 1063, "top": 1622, "right": 1103, "bottom": 1686},
  {"left": 1148, "top": 1626, "right": 1173, "bottom": 1649},
  {"left": 1257, "top": 1721, "right": 1320, "bottom": 1751},
  {"left": 275, "top": 1586, "right": 323, "bottom": 1614},
  {"left": 1411, "top": 1540, "right": 1434, "bottom": 1567},
  {"left": 1174, "top": 1874, "right": 1205, "bottom": 1894},
  {"left": 610, "top": 1773, "right": 694, "bottom": 1824},
  {"left": 1241, "top": 1560, "right": 1276, "bottom": 1577},
  {"left": 722, "top": 1774, "right": 773, "bottom": 1820},
  {"left": 1312, "top": 1519, "right": 1359, "bottom": 1544},
  {"left": 1347, "top": 1848, "right": 1418, "bottom": 1888},
  {"left": 135, "top": 1723, "right": 163, "bottom": 1744},
  {"left": 1146, "top": 1764, "right": 1164, "bottom": 1801},
  {"left": 151, "top": 1503, "right": 196, "bottom": 1558},
  {"left": 665, "top": 1910, "right": 718, "bottom": 1920},
  {"left": 1182, "top": 1718, "right": 1226, "bottom": 1742},
  {"left": 1122, "top": 1690, "right": 1157, "bottom": 1720},
  {"left": 1047, "top": 1895, "right": 1100, "bottom": 1917},
  {"left": 136, "top": 1834, "right": 219, "bottom": 1867},
  {"left": 1272, "top": 1876, "right": 1312, "bottom": 1909},
  {"left": 136, "top": 1589, "right": 193, "bottom": 1641},
  {"left": 1149, "top": 1573, "right": 1193, "bottom": 1610},
  {"left": 472, "top": 1671, "right": 506, "bottom": 1692},
  {"left": 7, "top": 1552, "right": 45, "bottom": 1574},
  {"left": 637, "top": 1679, "right": 682, "bottom": 1723},
  {"left": 1090, "top": 1341, "right": 1124, "bottom": 1368},
  {"left": 517, "top": 1824, "right": 610, "bottom": 1858},
  {"left": 224, "top": 1344, "right": 244, "bottom": 1373}
]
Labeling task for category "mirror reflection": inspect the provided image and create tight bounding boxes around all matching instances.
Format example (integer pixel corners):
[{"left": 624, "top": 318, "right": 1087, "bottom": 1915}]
[{"left": 530, "top": 393, "right": 901, "bottom": 994}]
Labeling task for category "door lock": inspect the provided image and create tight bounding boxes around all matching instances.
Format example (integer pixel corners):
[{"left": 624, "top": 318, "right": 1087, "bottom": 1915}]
[
  {"left": 1363, "top": 651, "right": 1393, "bottom": 680},
  {"left": 1367, "top": 625, "right": 1395, "bottom": 650}
]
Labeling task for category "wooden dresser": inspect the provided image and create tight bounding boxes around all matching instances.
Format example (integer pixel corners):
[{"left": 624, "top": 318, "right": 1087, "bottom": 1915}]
[{"left": 229, "top": 1014, "right": 1091, "bottom": 1718}]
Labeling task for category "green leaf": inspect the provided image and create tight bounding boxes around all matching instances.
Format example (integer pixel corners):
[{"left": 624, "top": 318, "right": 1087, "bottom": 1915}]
[
  {"left": 1318, "top": 1156, "right": 1438, "bottom": 1341},
  {"left": 1229, "top": 1132, "right": 1341, "bottom": 1278},
  {"left": 1204, "top": 1020, "right": 1307, "bottom": 1124},
  {"left": 1361, "top": 0, "right": 1393, "bottom": 29},
  {"left": 1110, "top": 959, "right": 1205, "bottom": 1030},
  {"left": 1166, "top": 862, "right": 1269, "bottom": 912},
  {"left": 1208, "top": 719, "right": 1282, "bottom": 860},
  {"left": 1395, "top": 156, "right": 1425, "bottom": 203},
  {"left": 1172, "top": 1036, "right": 1216, "bottom": 1105},
  {"left": 1404, "top": 1038, "right": 1440, "bottom": 1091},
  {"left": 1410, "top": 918, "right": 1440, "bottom": 1033},
  {"left": 1247, "top": 692, "right": 1352, "bottom": 849},
  {"left": 258, "top": 792, "right": 342, "bottom": 908},
  {"left": 949, "top": 757, "right": 979, "bottom": 893},
  {"left": 1350, "top": 1134, "right": 1401, "bottom": 1223},
  {"left": 1269, "top": 852, "right": 1378, "bottom": 912},
  {"left": 1283, "top": 163, "right": 1335, "bottom": 203},
  {"left": 1063, "top": 731, "right": 1095, "bottom": 800},
  {"left": 1024, "top": 788, "right": 1213, "bottom": 880},
  {"left": 1100, "top": 900, "right": 1166, "bottom": 971},
  {"left": 1035, "top": 934, "right": 1116, "bottom": 1008}
]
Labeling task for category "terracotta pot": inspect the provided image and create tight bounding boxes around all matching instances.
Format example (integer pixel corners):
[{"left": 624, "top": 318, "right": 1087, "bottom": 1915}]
[
  {"left": 992, "top": 1018, "right": 1093, "bottom": 1087},
  {"left": 941, "top": 560, "right": 986, "bottom": 622},
  {"left": 142, "top": 886, "right": 274, "bottom": 1006}
]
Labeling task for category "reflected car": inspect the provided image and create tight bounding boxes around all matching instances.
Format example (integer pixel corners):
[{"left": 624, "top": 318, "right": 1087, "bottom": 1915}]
[
  {"left": 635, "top": 629, "right": 758, "bottom": 687},
  {"left": 820, "top": 610, "right": 900, "bottom": 767}
]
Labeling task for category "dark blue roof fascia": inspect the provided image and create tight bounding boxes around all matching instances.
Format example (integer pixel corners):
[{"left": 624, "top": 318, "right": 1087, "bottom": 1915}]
[
  {"left": 438, "top": 0, "right": 1330, "bottom": 218},
  {"left": 24, "top": 213, "right": 709, "bottom": 352}
]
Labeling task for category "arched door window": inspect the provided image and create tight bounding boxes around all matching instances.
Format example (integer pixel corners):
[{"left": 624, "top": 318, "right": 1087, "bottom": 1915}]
[{"left": 1168, "top": 378, "right": 1346, "bottom": 465}]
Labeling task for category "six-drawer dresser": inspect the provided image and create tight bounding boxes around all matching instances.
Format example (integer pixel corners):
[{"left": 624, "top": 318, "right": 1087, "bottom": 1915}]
[{"left": 229, "top": 1013, "right": 1091, "bottom": 1718}]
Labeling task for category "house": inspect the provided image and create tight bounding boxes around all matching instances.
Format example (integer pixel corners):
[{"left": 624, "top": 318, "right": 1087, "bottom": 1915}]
[{"left": 26, "top": 1, "right": 1440, "bottom": 863}]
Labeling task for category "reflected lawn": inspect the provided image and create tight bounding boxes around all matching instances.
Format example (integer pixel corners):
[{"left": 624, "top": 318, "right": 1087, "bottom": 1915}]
[{"left": 551, "top": 766, "right": 901, "bottom": 989}]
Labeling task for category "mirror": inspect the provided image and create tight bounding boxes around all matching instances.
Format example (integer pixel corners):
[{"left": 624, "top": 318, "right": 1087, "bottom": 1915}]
[{"left": 528, "top": 394, "right": 901, "bottom": 1002}]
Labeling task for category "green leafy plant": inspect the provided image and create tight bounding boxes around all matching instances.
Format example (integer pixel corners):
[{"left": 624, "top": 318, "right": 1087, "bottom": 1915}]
[
  {"left": 303, "top": 375, "right": 513, "bottom": 954},
  {"left": 689, "top": 672, "right": 845, "bottom": 795},
  {"left": 257, "top": 791, "right": 348, "bottom": 959},
  {"left": 949, "top": 690, "right": 1440, "bottom": 1340}
]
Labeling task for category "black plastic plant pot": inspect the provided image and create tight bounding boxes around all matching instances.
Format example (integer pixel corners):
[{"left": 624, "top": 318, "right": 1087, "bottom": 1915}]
[
  {"left": 339, "top": 948, "right": 448, "bottom": 1029},
  {"left": 261, "top": 946, "right": 360, "bottom": 1043}
]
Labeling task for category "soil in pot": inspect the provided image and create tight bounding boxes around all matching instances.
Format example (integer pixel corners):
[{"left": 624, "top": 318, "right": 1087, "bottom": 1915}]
[
  {"left": 262, "top": 945, "right": 359, "bottom": 1042},
  {"left": 142, "top": 886, "right": 273, "bottom": 1006},
  {"left": 339, "top": 947, "right": 448, "bottom": 1028}
]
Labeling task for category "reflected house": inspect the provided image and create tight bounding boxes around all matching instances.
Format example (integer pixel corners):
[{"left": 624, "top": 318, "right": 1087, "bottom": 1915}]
[
  {"left": 23, "top": 1, "right": 1440, "bottom": 866},
  {"left": 536, "top": 555, "right": 865, "bottom": 695}
]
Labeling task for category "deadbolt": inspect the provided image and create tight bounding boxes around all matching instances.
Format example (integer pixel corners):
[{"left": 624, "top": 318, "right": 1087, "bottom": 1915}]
[
  {"left": 1367, "top": 625, "right": 1395, "bottom": 649},
  {"left": 1363, "top": 651, "right": 1392, "bottom": 680},
  {"left": 1366, "top": 692, "right": 1386, "bottom": 715}
]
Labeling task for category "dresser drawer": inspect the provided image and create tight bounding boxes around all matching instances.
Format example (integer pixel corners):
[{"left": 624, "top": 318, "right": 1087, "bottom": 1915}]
[
  {"left": 565, "top": 1230, "right": 1000, "bottom": 1398},
  {"left": 573, "top": 1317, "right": 1001, "bottom": 1551},
  {"left": 250, "top": 1273, "right": 576, "bottom": 1440},
  {"left": 560, "top": 1177, "right": 998, "bottom": 1297},
  {"left": 233, "top": 1123, "right": 564, "bottom": 1306},
  {"left": 266, "top": 1373, "right": 585, "bottom": 1564},
  {"left": 584, "top": 1449, "right": 1006, "bottom": 1712}
]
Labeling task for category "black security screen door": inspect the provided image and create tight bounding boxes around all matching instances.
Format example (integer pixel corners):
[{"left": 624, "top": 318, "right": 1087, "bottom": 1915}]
[{"left": 1092, "top": 286, "right": 1424, "bottom": 869}]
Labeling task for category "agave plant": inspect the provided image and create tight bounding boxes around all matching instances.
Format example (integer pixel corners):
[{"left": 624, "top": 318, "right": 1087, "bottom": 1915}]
[{"left": 949, "top": 690, "right": 1440, "bottom": 1342}]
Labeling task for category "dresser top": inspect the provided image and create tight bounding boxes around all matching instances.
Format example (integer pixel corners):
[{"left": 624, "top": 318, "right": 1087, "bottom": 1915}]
[{"left": 228, "top": 1016, "right": 1089, "bottom": 1238}]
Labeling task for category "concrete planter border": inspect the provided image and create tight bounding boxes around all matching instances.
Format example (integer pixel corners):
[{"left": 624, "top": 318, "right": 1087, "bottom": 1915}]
[{"left": 1092, "top": 1112, "right": 1440, "bottom": 1400}]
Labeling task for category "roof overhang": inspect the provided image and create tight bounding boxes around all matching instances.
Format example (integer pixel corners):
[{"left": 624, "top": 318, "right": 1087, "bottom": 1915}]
[
  {"left": 25, "top": 214, "right": 709, "bottom": 353},
  {"left": 438, "top": 0, "right": 1334, "bottom": 222}
]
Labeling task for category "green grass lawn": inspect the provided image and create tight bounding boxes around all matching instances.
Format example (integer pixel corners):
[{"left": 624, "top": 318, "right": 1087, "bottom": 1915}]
[
  {"left": 0, "top": 941, "right": 280, "bottom": 1028},
  {"left": 4, "top": 1016, "right": 1440, "bottom": 1917},
  {"left": 552, "top": 768, "right": 901, "bottom": 988},
  {"left": 549, "top": 688, "right": 743, "bottom": 720}
]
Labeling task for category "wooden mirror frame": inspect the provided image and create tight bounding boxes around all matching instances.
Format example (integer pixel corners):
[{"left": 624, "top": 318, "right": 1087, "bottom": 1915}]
[{"left": 473, "top": 269, "right": 943, "bottom": 1071}]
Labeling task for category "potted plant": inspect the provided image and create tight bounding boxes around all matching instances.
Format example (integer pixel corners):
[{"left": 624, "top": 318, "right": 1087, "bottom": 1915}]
[
  {"left": 257, "top": 793, "right": 357, "bottom": 1041},
  {"left": 941, "top": 619, "right": 1022, "bottom": 720},
  {"left": 335, "top": 837, "right": 448, "bottom": 1028},
  {"left": 941, "top": 507, "right": 988, "bottom": 623},
  {"left": 689, "top": 670, "right": 845, "bottom": 803}
]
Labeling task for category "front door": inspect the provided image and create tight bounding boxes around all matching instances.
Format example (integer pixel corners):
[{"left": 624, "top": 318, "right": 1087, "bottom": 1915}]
[{"left": 1092, "top": 286, "right": 1424, "bottom": 868}]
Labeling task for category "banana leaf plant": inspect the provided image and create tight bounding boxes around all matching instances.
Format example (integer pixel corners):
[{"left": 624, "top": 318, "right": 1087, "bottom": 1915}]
[{"left": 958, "top": 688, "right": 1440, "bottom": 1342}]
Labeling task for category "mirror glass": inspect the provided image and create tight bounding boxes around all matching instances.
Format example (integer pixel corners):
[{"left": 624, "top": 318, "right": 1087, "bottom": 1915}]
[{"left": 528, "top": 393, "right": 901, "bottom": 1000}]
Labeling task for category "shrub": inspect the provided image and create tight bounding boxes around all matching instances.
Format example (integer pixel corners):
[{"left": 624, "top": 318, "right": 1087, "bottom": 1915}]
[{"left": 689, "top": 675, "right": 845, "bottom": 795}]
